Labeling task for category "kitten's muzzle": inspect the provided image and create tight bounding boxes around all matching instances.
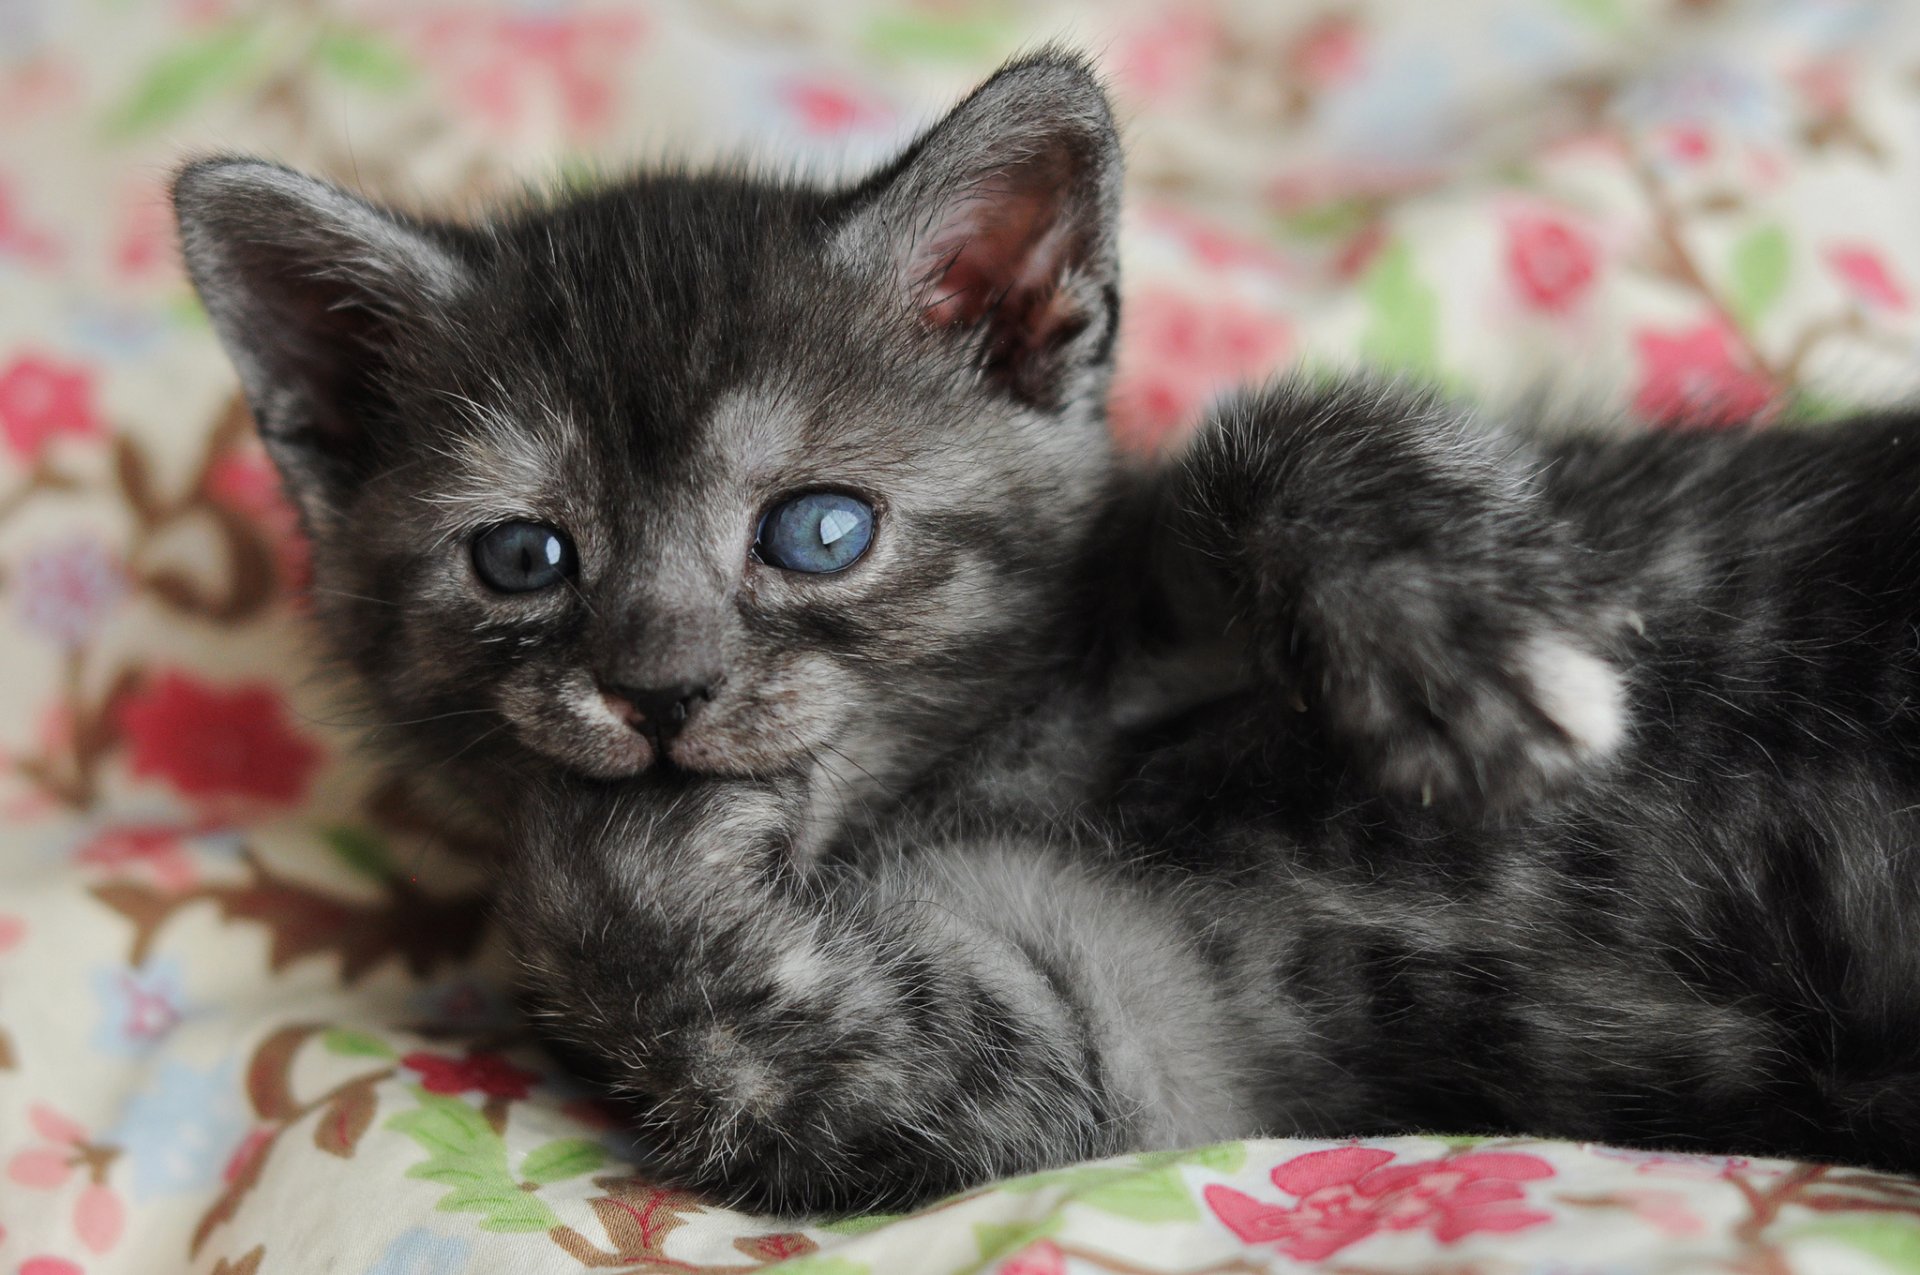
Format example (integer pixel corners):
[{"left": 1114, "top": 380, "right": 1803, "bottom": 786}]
[{"left": 601, "top": 680, "right": 716, "bottom": 745}]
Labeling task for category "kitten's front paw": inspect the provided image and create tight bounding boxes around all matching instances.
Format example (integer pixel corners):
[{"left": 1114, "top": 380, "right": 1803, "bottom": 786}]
[
  {"left": 1305, "top": 583, "right": 1632, "bottom": 813},
  {"left": 1169, "top": 379, "right": 1637, "bottom": 816}
]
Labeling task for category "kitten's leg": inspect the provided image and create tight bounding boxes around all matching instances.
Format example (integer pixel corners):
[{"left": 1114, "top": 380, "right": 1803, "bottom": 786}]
[
  {"left": 1163, "top": 379, "right": 1633, "bottom": 813},
  {"left": 506, "top": 780, "right": 1259, "bottom": 1217}
]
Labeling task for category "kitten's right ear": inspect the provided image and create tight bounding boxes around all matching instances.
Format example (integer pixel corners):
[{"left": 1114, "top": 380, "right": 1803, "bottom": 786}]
[
  {"left": 172, "top": 158, "right": 471, "bottom": 525},
  {"left": 837, "top": 51, "right": 1123, "bottom": 411}
]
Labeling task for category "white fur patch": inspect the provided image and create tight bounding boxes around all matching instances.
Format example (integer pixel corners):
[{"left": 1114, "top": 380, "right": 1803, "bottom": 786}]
[
  {"left": 1523, "top": 635, "right": 1627, "bottom": 760},
  {"left": 771, "top": 941, "right": 828, "bottom": 995}
]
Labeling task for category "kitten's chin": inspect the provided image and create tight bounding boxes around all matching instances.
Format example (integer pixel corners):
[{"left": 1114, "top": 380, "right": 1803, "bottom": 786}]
[
  {"left": 660, "top": 734, "right": 793, "bottom": 779},
  {"left": 525, "top": 726, "right": 792, "bottom": 782},
  {"left": 507, "top": 712, "right": 656, "bottom": 779},
  {"left": 554, "top": 731, "right": 655, "bottom": 780}
]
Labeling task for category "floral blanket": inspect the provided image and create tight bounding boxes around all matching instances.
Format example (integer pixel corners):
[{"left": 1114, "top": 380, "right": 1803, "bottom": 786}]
[{"left": 6, "top": 2, "right": 1920, "bottom": 1272}]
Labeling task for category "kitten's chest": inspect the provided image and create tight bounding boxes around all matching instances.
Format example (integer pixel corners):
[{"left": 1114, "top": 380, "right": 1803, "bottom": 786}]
[{"left": 809, "top": 640, "right": 1263, "bottom": 862}]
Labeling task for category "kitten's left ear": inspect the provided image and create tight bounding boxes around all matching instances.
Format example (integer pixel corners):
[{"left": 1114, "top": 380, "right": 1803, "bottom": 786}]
[
  {"left": 172, "top": 158, "right": 473, "bottom": 529},
  {"left": 839, "top": 50, "right": 1122, "bottom": 409}
]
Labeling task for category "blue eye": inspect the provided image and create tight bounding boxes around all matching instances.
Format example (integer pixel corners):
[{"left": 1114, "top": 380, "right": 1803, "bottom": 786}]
[
  {"left": 473, "top": 521, "right": 576, "bottom": 593},
  {"left": 754, "top": 492, "right": 875, "bottom": 574}
]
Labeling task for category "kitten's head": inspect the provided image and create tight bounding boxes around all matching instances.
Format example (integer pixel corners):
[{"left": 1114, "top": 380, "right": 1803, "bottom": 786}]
[{"left": 173, "top": 53, "right": 1123, "bottom": 792}]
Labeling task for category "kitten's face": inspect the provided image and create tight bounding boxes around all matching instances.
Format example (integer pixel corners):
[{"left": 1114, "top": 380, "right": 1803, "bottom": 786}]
[
  {"left": 316, "top": 224, "right": 1113, "bottom": 783},
  {"left": 175, "top": 57, "right": 1124, "bottom": 790}
]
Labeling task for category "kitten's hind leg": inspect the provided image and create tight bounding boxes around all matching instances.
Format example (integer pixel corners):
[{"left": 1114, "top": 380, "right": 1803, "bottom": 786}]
[
  {"left": 505, "top": 779, "right": 1260, "bottom": 1217},
  {"left": 1162, "top": 379, "right": 1634, "bottom": 815}
]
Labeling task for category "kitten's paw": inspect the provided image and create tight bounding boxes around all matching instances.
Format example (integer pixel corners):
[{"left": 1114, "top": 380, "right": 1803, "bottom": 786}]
[
  {"left": 1310, "top": 599, "right": 1632, "bottom": 814},
  {"left": 1166, "top": 377, "right": 1638, "bottom": 815}
]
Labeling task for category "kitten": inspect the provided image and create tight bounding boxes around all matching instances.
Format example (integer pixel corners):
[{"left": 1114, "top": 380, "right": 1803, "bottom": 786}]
[{"left": 176, "top": 52, "right": 1920, "bottom": 1218}]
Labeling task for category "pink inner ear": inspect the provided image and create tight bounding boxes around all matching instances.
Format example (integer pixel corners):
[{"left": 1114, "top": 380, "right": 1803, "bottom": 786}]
[{"left": 915, "top": 177, "right": 1075, "bottom": 331}]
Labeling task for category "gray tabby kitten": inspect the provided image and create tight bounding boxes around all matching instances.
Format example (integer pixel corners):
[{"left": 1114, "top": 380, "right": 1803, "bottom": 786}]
[{"left": 175, "top": 53, "right": 1920, "bottom": 1217}]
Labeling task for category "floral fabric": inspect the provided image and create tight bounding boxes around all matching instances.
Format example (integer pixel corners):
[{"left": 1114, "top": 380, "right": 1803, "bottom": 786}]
[{"left": 5, "top": 1, "right": 1920, "bottom": 1272}]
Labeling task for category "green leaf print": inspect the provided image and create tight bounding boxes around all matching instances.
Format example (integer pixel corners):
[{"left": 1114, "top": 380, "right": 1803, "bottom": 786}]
[
  {"left": 865, "top": 12, "right": 1018, "bottom": 61},
  {"left": 1001, "top": 1157, "right": 1212, "bottom": 1222},
  {"left": 816, "top": 1212, "right": 904, "bottom": 1236},
  {"left": 1554, "top": 0, "right": 1632, "bottom": 32},
  {"left": 1360, "top": 239, "right": 1441, "bottom": 378},
  {"left": 1074, "top": 1166, "right": 1198, "bottom": 1222},
  {"left": 759, "top": 1258, "right": 869, "bottom": 1275},
  {"left": 1278, "top": 198, "right": 1374, "bottom": 241},
  {"left": 1138, "top": 1141, "right": 1248, "bottom": 1174},
  {"left": 386, "top": 1088, "right": 559, "bottom": 1233},
  {"left": 1728, "top": 224, "right": 1791, "bottom": 330},
  {"left": 313, "top": 29, "right": 415, "bottom": 91},
  {"left": 519, "top": 1137, "right": 607, "bottom": 1185},
  {"left": 105, "top": 27, "right": 264, "bottom": 137},
  {"left": 320, "top": 1027, "right": 396, "bottom": 1060},
  {"left": 974, "top": 1218, "right": 1060, "bottom": 1263},
  {"left": 1789, "top": 1218, "right": 1920, "bottom": 1274},
  {"left": 322, "top": 826, "right": 397, "bottom": 883}
]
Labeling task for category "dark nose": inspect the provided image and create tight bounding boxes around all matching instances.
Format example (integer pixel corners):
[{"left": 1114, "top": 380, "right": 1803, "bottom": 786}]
[{"left": 602, "top": 681, "right": 713, "bottom": 742}]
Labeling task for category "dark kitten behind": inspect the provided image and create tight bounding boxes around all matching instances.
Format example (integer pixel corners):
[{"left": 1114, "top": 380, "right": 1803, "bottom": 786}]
[{"left": 177, "top": 52, "right": 1920, "bottom": 1217}]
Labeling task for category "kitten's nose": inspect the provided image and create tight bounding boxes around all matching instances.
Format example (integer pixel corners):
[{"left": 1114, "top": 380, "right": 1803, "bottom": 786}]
[{"left": 601, "top": 681, "right": 713, "bottom": 743}]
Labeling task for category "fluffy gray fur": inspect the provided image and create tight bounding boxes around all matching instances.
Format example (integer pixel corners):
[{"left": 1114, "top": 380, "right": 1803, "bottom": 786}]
[{"left": 175, "top": 51, "right": 1920, "bottom": 1217}]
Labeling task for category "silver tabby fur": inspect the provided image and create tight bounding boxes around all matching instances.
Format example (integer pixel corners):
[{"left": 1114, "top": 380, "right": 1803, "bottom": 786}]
[{"left": 176, "top": 52, "right": 1920, "bottom": 1217}]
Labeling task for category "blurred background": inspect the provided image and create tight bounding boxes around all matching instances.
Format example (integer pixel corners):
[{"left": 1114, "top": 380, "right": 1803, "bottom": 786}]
[{"left": 5, "top": 2, "right": 1920, "bottom": 1270}]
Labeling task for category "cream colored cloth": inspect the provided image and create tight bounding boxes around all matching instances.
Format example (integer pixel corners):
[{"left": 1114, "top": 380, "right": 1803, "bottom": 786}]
[{"left": 5, "top": 3, "right": 1920, "bottom": 1272}]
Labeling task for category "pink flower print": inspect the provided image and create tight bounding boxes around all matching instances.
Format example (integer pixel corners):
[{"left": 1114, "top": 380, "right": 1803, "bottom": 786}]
[
  {"left": 1330, "top": 221, "right": 1391, "bottom": 283},
  {"left": 112, "top": 184, "right": 176, "bottom": 281},
  {"left": 0, "top": 353, "right": 103, "bottom": 462},
  {"left": 402, "top": 1051, "right": 540, "bottom": 1100},
  {"left": 777, "top": 78, "right": 894, "bottom": 137},
  {"left": 1826, "top": 244, "right": 1908, "bottom": 312},
  {"left": 0, "top": 179, "right": 60, "bottom": 266},
  {"left": 222, "top": 1126, "right": 272, "bottom": 1186},
  {"left": 1111, "top": 286, "right": 1291, "bottom": 452},
  {"left": 178, "top": 0, "right": 239, "bottom": 25},
  {"left": 72, "top": 824, "right": 200, "bottom": 892},
  {"left": 1205, "top": 1145, "right": 1554, "bottom": 1261},
  {"left": 996, "top": 1239, "right": 1066, "bottom": 1275},
  {"left": 6, "top": 1106, "right": 125, "bottom": 1255},
  {"left": 204, "top": 448, "right": 311, "bottom": 594},
  {"left": 20, "top": 1259, "right": 84, "bottom": 1275},
  {"left": 0, "top": 913, "right": 25, "bottom": 953},
  {"left": 1289, "top": 16, "right": 1363, "bottom": 87},
  {"left": 0, "top": 58, "right": 81, "bottom": 130},
  {"left": 1506, "top": 214, "right": 1599, "bottom": 313},
  {"left": 10, "top": 1105, "right": 87, "bottom": 1188},
  {"left": 73, "top": 1183, "right": 126, "bottom": 1253},
  {"left": 91, "top": 958, "right": 189, "bottom": 1056},
  {"left": 1589, "top": 1145, "right": 1774, "bottom": 1178},
  {"left": 1113, "top": 10, "right": 1216, "bottom": 101},
  {"left": 1631, "top": 320, "right": 1774, "bottom": 427},
  {"left": 31, "top": 1104, "right": 86, "bottom": 1146},
  {"left": 1613, "top": 1188, "right": 1705, "bottom": 1238},
  {"left": 1664, "top": 124, "right": 1713, "bottom": 165},
  {"left": 118, "top": 671, "right": 323, "bottom": 809},
  {"left": 9, "top": 1143, "right": 73, "bottom": 1189},
  {"left": 406, "top": 11, "right": 646, "bottom": 143},
  {"left": 1794, "top": 58, "right": 1852, "bottom": 117},
  {"left": 15, "top": 538, "right": 126, "bottom": 648},
  {"left": 1143, "top": 205, "right": 1290, "bottom": 278}
]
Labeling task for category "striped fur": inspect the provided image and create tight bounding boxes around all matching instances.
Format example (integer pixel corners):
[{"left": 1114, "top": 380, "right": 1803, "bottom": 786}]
[{"left": 176, "top": 53, "right": 1920, "bottom": 1217}]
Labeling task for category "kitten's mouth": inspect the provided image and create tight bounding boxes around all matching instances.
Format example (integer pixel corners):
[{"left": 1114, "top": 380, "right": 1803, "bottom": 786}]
[
  {"left": 591, "top": 684, "right": 750, "bottom": 778},
  {"left": 516, "top": 678, "right": 793, "bottom": 781}
]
